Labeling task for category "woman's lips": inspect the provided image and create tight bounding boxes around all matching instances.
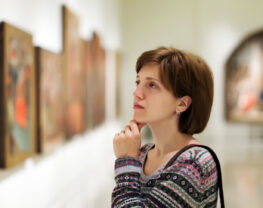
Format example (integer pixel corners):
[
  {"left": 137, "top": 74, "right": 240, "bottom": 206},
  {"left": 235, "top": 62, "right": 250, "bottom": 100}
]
[{"left": 133, "top": 104, "right": 144, "bottom": 109}]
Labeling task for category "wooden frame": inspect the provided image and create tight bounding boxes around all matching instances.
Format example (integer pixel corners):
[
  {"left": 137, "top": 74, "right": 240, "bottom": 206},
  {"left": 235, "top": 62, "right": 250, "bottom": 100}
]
[
  {"left": 0, "top": 22, "right": 36, "bottom": 168},
  {"left": 225, "top": 30, "right": 263, "bottom": 123},
  {"left": 35, "top": 47, "right": 65, "bottom": 153}
]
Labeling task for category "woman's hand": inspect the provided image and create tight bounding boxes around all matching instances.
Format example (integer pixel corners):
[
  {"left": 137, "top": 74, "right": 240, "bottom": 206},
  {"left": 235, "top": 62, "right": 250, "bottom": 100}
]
[{"left": 113, "top": 120, "right": 146, "bottom": 159}]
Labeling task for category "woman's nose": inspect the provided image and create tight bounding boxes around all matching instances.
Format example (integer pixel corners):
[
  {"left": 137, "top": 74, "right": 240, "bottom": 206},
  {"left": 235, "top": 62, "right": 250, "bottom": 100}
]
[{"left": 133, "top": 86, "right": 144, "bottom": 99}]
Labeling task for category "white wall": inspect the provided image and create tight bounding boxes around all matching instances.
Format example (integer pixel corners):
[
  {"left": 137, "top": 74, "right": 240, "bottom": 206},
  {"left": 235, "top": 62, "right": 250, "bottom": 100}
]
[
  {"left": 0, "top": 0, "right": 121, "bottom": 52},
  {"left": 118, "top": 0, "right": 263, "bottom": 144},
  {"left": 0, "top": 0, "right": 121, "bottom": 207}
]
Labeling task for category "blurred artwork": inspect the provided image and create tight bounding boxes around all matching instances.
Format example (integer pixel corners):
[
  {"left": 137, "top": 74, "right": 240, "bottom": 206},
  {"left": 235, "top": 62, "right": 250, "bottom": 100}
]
[
  {"left": 90, "top": 33, "right": 106, "bottom": 127},
  {"left": 35, "top": 47, "right": 65, "bottom": 153},
  {"left": 115, "top": 52, "right": 121, "bottom": 118},
  {"left": 0, "top": 22, "right": 36, "bottom": 168},
  {"left": 79, "top": 38, "right": 94, "bottom": 130},
  {"left": 62, "top": 5, "right": 85, "bottom": 138},
  {"left": 225, "top": 31, "right": 263, "bottom": 122}
]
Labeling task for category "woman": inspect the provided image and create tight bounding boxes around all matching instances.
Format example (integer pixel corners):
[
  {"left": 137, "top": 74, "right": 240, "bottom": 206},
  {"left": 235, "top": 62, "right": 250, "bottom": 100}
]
[{"left": 112, "top": 47, "right": 224, "bottom": 207}]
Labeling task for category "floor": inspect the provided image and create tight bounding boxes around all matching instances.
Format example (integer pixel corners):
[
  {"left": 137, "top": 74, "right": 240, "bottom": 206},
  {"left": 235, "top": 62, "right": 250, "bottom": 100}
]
[{"left": 204, "top": 136, "right": 263, "bottom": 207}]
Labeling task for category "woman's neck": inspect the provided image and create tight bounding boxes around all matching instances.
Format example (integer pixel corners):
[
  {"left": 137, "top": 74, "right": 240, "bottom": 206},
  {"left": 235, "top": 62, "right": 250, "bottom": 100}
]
[{"left": 148, "top": 116, "right": 198, "bottom": 157}]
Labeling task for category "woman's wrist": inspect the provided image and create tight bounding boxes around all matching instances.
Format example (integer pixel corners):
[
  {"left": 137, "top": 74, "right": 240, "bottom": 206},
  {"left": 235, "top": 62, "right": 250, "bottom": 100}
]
[{"left": 114, "top": 156, "right": 142, "bottom": 178}]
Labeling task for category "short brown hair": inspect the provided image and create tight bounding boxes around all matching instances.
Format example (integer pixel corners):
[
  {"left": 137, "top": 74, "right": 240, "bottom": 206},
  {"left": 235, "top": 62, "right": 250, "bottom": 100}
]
[{"left": 136, "top": 47, "right": 214, "bottom": 135}]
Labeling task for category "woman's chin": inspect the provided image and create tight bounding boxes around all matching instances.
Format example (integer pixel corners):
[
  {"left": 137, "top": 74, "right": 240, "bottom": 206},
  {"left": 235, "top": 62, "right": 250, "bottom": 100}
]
[{"left": 132, "top": 115, "right": 145, "bottom": 123}]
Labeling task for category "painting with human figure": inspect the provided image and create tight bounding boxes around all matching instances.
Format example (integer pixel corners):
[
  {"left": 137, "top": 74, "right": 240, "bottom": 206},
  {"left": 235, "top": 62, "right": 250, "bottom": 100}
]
[
  {"left": 0, "top": 22, "right": 36, "bottom": 168},
  {"left": 35, "top": 47, "right": 65, "bottom": 153},
  {"left": 225, "top": 30, "right": 263, "bottom": 122}
]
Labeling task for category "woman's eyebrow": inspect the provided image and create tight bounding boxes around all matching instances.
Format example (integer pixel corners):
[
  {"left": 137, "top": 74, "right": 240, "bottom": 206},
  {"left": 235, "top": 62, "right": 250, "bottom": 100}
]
[{"left": 136, "top": 75, "right": 161, "bottom": 83}]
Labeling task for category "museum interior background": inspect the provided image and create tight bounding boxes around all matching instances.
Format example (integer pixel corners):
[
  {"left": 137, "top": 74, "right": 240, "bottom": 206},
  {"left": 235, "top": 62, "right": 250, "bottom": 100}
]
[{"left": 0, "top": 0, "right": 263, "bottom": 207}]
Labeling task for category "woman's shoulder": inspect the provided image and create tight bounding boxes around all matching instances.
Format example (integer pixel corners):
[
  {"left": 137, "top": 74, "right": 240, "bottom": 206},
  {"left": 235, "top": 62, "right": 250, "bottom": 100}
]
[
  {"left": 161, "top": 145, "right": 220, "bottom": 205},
  {"left": 165, "top": 145, "right": 218, "bottom": 179},
  {"left": 178, "top": 145, "right": 214, "bottom": 162}
]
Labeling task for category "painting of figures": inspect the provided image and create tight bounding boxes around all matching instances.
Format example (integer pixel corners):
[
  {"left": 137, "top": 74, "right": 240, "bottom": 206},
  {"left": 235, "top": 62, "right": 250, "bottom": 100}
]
[
  {"left": 225, "top": 31, "right": 263, "bottom": 122},
  {"left": 0, "top": 22, "right": 36, "bottom": 168}
]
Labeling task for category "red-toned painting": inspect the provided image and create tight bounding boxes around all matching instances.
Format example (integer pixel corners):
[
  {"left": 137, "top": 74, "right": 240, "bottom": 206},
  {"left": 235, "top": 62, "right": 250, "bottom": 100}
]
[{"left": 0, "top": 22, "right": 36, "bottom": 168}]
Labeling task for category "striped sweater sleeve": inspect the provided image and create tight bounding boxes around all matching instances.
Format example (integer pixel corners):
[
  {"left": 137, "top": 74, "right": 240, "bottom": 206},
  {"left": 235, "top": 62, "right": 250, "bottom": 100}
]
[{"left": 111, "top": 147, "right": 218, "bottom": 208}]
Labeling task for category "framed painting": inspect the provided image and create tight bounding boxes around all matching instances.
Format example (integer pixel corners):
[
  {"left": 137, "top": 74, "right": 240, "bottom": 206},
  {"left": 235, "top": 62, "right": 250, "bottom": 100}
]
[
  {"left": 225, "top": 30, "right": 263, "bottom": 122},
  {"left": 79, "top": 38, "right": 93, "bottom": 131},
  {"left": 0, "top": 22, "right": 36, "bottom": 168},
  {"left": 115, "top": 52, "right": 121, "bottom": 118},
  {"left": 62, "top": 5, "right": 85, "bottom": 138},
  {"left": 35, "top": 47, "right": 65, "bottom": 153},
  {"left": 90, "top": 32, "right": 106, "bottom": 127}
]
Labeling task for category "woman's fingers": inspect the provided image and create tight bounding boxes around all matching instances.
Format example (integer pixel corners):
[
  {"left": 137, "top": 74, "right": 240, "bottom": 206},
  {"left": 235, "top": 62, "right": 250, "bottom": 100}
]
[
  {"left": 119, "top": 131, "right": 125, "bottom": 138},
  {"left": 125, "top": 125, "right": 131, "bottom": 129},
  {"left": 113, "top": 122, "right": 142, "bottom": 158},
  {"left": 125, "top": 126, "right": 132, "bottom": 137},
  {"left": 129, "top": 120, "right": 146, "bottom": 133},
  {"left": 116, "top": 125, "right": 132, "bottom": 138},
  {"left": 116, "top": 122, "right": 144, "bottom": 139},
  {"left": 129, "top": 120, "right": 140, "bottom": 136}
]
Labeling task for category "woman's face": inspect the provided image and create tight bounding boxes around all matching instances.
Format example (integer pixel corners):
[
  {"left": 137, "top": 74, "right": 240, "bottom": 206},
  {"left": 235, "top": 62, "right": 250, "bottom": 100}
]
[{"left": 133, "top": 63, "right": 179, "bottom": 124}]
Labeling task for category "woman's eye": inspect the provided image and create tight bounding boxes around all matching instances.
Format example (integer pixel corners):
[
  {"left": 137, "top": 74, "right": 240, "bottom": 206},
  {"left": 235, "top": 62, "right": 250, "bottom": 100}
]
[
  {"left": 149, "top": 82, "right": 157, "bottom": 88},
  {"left": 135, "top": 80, "right": 158, "bottom": 89}
]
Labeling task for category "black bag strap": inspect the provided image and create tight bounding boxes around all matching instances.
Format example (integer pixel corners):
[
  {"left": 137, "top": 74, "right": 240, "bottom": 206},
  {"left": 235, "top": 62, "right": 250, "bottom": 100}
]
[{"left": 163, "top": 144, "right": 225, "bottom": 208}]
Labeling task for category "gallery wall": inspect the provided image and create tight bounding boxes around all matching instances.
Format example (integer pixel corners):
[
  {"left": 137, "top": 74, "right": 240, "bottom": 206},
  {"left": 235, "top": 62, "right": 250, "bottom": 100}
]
[
  {"left": 118, "top": 0, "right": 263, "bottom": 146},
  {"left": 0, "top": 0, "right": 121, "bottom": 122},
  {"left": 0, "top": 0, "right": 121, "bottom": 52},
  {"left": 0, "top": 0, "right": 121, "bottom": 207}
]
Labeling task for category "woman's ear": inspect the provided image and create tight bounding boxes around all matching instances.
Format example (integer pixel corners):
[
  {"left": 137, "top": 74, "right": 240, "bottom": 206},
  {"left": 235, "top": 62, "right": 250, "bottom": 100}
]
[{"left": 176, "top": 96, "right": 192, "bottom": 113}]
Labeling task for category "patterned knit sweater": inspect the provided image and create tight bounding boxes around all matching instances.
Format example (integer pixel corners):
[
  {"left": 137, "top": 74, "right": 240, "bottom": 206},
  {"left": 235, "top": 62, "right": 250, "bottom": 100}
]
[{"left": 112, "top": 143, "right": 219, "bottom": 208}]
